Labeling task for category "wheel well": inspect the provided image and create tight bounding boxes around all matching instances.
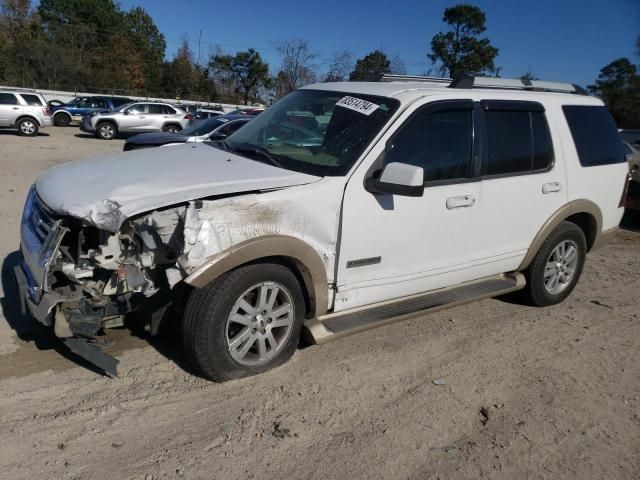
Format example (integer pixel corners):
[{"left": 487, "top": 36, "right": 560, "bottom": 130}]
[
  {"left": 16, "top": 115, "right": 40, "bottom": 126},
  {"left": 97, "top": 119, "right": 117, "bottom": 128},
  {"left": 564, "top": 212, "right": 597, "bottom": 251},
  {"left": 163, "top": 122, "right": 181, "bottom": 130},
  {"left": 53, "top": 111, "right": 71, "bottom": 118}
]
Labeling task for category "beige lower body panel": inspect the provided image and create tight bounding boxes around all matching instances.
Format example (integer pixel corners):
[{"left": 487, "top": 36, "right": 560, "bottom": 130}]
[{"left": 305, "top": 272, "right": 525, "bottom": 344}]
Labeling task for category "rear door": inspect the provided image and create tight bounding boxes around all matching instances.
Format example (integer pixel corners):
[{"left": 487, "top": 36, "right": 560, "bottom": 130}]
[
  {"left": 472, "top": 100, "right": 567, "bottom": 270},
  {"left": 0, "top": 92, "right": 20, "bottom": 126}
]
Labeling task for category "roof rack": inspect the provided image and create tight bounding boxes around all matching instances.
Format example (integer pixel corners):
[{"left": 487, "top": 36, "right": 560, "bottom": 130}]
[
  {"left": 0, "top": 86, "right": 37, "bottom": 93},
  {"left": 380, "top": 74, "right": 451, "bottom": 84},
  {"left": 449, "top": 76, "right": 587, "bottom": 95}
]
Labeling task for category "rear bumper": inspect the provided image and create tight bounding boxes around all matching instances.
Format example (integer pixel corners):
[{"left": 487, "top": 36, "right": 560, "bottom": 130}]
[{"left": 41, "top": 117, "right": 53, "bottom": 128}]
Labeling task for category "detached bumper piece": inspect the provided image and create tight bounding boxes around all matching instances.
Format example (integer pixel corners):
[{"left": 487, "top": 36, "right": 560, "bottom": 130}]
[{"left": 63, "top": 337, "right": 119, "bottom": 378}]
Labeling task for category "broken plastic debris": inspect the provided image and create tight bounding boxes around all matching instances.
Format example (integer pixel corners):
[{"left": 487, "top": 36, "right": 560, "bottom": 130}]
[{"left": 432, "top": 378, "right": 446, "bottom": 385}]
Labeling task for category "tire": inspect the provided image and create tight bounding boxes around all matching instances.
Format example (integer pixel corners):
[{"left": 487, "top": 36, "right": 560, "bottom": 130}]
[
  {"left": 162, "top": 124, "right": 181, "bottom": 133},
  {"left": 182, "top": 263, "right": 305, "bottom": 381},
  {"left": 53, "top": 113, "right": 71, "bottom": 127},
  {"left": 96, "top": 121, "right": 117, "bottom": 140},
  {"left": 16, "top": 117, "right": 39, "bottom": 137},
  {"left": 521, "top": 221, "right": 587, "bottom": 307}
]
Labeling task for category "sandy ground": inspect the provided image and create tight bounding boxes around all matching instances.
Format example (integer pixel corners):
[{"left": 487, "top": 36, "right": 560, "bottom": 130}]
[{"left": 0, "top": 127, "right": 639, "bottom": 480}]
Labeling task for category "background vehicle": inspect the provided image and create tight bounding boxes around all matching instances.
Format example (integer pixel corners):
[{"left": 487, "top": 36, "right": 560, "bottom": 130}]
[
  {"left": 80, "top": 101, "right": 192, "bottom": 139},
  {"left": 123, "top": 115, "right": 251, "bottom": 151},
  {"left": 192, "top": 108, "right": 225, "bottom": 120},
  {"left": 0, "top": 88, "right": 52, "bottom": 136},
  {"left": 51, "top": 96, "right": 132, "bottom": 126},
  {"left": 620, "top": 129, "right": 640, "bottom": 147},
  {"left": 624, "top": 141, "right": 640, "bottom": 212},
  {"left": 227, "top": 107, "right": 265, "bottom": 116}
]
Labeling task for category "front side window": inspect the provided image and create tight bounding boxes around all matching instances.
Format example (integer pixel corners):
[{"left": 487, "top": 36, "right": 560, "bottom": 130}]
[
  {"left": 225, "top": 89, "right": 399, "bottom": 176},
  {"left": 92, "top": 98, "right": 107, "bottom": 108},
  {"left": 0, "top": 93, "right": 19, "bottom": 105},
  {"left": 386, "top": 107, "right": 474, "bottom": 183},
  {"left": 563, "top": 105, "right": 626, "bottom": 167},
  {"left": 125, "top": 104, "right": 146, "bottom": 115},
  {"left": 19, "top": 94, "right": 43, "bottom": 106},
  {"left": 75, "top": 97, "right": 91, "bottom": 108},
  {"left": 484, "top": 105, "right": 554, "bottom": 175}
]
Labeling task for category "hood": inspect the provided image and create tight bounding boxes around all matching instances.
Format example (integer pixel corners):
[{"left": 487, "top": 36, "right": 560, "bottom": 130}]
[
  {"left": 36, "top": 143, "right": 321, "bottom": 231},
  {"left": 126, "top": 132, "right": 190, "bottom": 146}
]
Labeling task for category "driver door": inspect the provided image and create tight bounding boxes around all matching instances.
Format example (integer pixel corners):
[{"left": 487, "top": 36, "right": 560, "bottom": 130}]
[
  {"left": 121, "top": 103, "right": 148, "bottom": 131},
  {"left": 335, "top": 99, "right": 484, "bottom": 312}
]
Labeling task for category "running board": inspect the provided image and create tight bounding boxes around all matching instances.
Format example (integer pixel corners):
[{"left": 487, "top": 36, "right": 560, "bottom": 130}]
[{"left": 306, "top": 273, "right": 525, "bottom": 343}]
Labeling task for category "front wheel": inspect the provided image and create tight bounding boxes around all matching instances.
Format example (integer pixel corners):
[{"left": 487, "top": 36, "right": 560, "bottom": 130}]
[
  {"left": 182, "top": 263, "right": 305, "bottom": 381},
  {"left": 17, "top": 118, "right": 39, "bottom": 137},
  {"left": 521, "top": 221, "right": 587, "bottom": 306},
  {"left": 96, "top": 122, "right": 117, "bottom": 140}
]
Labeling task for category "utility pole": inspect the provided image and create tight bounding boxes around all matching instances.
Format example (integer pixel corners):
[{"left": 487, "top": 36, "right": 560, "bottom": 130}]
[{"left": 198, "top": 30, "right": 202, "bottom": 65}]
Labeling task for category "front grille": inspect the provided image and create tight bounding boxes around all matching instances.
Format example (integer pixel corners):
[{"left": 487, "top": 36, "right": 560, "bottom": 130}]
[{"left": 30, "top": 194, "right": 58, "bottom": 242}]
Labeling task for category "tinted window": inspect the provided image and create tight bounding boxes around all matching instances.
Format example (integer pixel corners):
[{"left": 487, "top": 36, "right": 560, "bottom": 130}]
[
  {"left": 0, "top": 93, "right": 18, "bottom": 105},
  {"left": 387, "top": 108, "right": 473, "bottom": 183},
  {"left": 563, "top": 105, "right": 626, "bottom": 167},
  {"left": 484, "top": 109, "right": 553, "bottom": 175},
  {"left": 219, "top": 120, "right": 246, "bottom": 136},
  {"left": 162, "top": 105, "right": 177, "bottom": 115},
  {"left": 19, "top": 94, "right": 43, "bottom": 106},
  {"left": 111, "top": 97, "right": 132, "bottom": 107},
  {"left": 125, "top": 104, "right": 145, "bottom": 114},
  {"left": 91, "top": 98, "right": 107, "bottom": 108},
  {"left": 148, "top": 104, "right": 164, "bottom": 114}
]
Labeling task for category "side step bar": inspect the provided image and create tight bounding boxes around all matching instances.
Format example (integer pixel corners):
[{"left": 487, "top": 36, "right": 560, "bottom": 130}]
[{"left": 306, "top": 273, "right": 525, "bottom": 343}]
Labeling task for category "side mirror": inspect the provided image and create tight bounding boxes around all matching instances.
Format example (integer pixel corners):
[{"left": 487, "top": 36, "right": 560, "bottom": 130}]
[
  {"left": 365, "top": 162, "right": 424, "bottom": 197},
  {"left": 123, "top": 110, "right": 129, "bottom": 115}
]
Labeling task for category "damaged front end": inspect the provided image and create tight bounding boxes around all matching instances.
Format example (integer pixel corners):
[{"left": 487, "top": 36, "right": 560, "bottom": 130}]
[{"left": 16, "top": 187, "right": 199, "bottom": 376}]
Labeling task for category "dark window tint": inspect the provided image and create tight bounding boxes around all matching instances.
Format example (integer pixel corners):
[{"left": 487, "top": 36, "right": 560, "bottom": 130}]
[
  {"left": 387, "top": 108, "right": 473, "bottom": 183},
  {"left": 219, "top": 120, "right": 245, "bottom": 136},
  {"left": 162, "top": 105, "right": 177, "bottom": 115},
  {"left": 0, "top": 93, "right": 18, "bottom": 105},
  {"left": 91, "top": 98, "right": 107, "bottom": 108},
  {"left": 19, "top": 94, "right": 43, "bottom": 106},
  {"left": 111, "top": 97, "right": 131, "bottom": 107},
  {"left": 148, "top": 104, "right": 164, "bottom": 114},
  {"left": 563, "top": 105, "right": 626, "bottom": 167},
  {"left": 485, "top": 109, "right": 553, "bottom": 175}
]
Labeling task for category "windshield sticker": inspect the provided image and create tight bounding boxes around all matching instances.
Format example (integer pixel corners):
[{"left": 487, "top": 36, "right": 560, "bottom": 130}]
[{"left": 336, "top": 96, "right": 379, "bottom": 116}]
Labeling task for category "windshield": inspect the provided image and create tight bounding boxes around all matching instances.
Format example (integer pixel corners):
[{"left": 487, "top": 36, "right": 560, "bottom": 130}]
[
  {"left": 181, "top": 117, "right": 226, "bottom": 136},
  {"left": 225, "top": 90, "right": 399, "bottom": 176}
]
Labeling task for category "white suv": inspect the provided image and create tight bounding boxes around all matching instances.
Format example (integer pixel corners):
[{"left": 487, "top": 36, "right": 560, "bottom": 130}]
[
  {"left": 80, "top": 101, "right": 192, "bottom": 139},
  {"left": 15, "top": 76, "right": 628, "bottom": 379},
  {"left": 0, "top": 88, "right": 52, "bottom": 136}
]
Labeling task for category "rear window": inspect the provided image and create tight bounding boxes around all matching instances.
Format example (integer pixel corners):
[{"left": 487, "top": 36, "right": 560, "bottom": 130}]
[
  {"left": 562, "top": 105, "right": 626, "bottom": 167},
  {"left": 19, "top": 94, "right": 43, "bottom": 106},
  {"left": 483, "top": 104, "right": 554, "bottom": 176},
  {"left": 0, "top": 93, "right": 18, "bottom": 105}
]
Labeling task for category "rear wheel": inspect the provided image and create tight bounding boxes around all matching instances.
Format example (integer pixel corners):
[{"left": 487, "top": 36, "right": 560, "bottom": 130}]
[
  {"left": 182, "top": 263, "right": 305, "bottom": 381},
  {"left": 54, "top": 113, "right": 71, "bottom": 127},
  {"left": 96, "top": 122, "right": 117, "bottom": 140},
  {"left": 16, "top": 118, "right": 39, "bottom": 137},
  {"left": 521, "top": 221, "right": 586, "bottom": 306},
  {"left": 162, "top": 124, "right": 181, "bottom": 133}
]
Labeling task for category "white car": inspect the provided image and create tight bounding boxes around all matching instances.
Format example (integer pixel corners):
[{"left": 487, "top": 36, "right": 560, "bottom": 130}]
[
  {"left": 0, "top": 88, "right": 52, "bottom": 136},
  {"left": 80, "top": 101, "right": 192, "bottom": 139},
  {"left": 15, "top": 76, "right": 628, "bottom": 378}
]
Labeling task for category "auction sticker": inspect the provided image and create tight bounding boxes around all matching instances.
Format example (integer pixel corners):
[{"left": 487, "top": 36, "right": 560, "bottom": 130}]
[{"left": 336, "top": 96, "right": 379, "bottom": 115}]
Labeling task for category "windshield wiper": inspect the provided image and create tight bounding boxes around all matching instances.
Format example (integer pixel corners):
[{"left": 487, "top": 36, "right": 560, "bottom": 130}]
[{"left": 230, "top": 143, "right": 284, "bottom": 168}]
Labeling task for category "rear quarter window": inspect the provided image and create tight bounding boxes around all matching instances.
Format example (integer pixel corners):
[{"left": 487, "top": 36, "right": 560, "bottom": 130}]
[
  {"left": 562, "top": 105, "right": 626, "bottom": 167},
  {"left": 18, "top": 94, "right": 43, "bottom": 106}
]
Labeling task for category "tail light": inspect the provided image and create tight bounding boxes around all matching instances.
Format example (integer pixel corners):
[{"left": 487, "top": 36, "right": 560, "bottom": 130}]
[
  {"left": 43, "top": 108, "right": 52, "bottom": 116},
  {"left": 184, "top": 114, "right": 192, "bottom": 120}
]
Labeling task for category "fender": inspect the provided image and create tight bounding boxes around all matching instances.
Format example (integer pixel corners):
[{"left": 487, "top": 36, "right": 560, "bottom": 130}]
[
  {"left": 184, "top": 235, "right": 329, "bottom": 317},
  {"left": 517, "top": 199, "right": 603, "bottom": 271}
]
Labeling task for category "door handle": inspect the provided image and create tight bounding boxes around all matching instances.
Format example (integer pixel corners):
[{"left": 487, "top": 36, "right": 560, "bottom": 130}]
[
  {"left": 446, "top": 195, "right": 476, "bottom": 209},
  {"left": 542, "top": 182, "right": 562, "bottom": 194},
  {"left": 12, "top": 107, "right": 19, "bottom": 110},
  {"left": 139, "top": 116, "right": 145, "bottom": 119}
]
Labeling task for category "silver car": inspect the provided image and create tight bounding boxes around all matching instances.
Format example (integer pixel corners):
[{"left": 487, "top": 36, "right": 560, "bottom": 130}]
[
  {"left": 0, "top": 88, "right": 52, "bottom": 136},
  {"left": 80, "top": 101, "right": 192, "bottom": 140}
]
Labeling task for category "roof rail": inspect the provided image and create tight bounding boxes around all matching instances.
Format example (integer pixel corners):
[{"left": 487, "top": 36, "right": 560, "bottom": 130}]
[
  {"left": 380, "top": 74, "right": 451, "bottom": 84},
  {"left": 449, "top": 76, "right": 587, "bottom": 95},
  {"left": 0, "top": 86, "right": 37, "bottom": 93}
]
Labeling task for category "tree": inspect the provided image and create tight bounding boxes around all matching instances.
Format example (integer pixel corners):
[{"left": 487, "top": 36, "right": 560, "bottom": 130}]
[
  {"left": 588, "top": 57, "right": 640, "bottom": 128},
  {"left": 520, "top": 67, "right": 538, "bottom": 82},
  {"left": 274, "top": 38, "right": 317, "bottom": 95},
  {"left": 349, "top": 50, "right": 390, "bottom": 81},
  {"left": 212, "top": 48, "right": 269, "bottom": 105},
  {"left": 428, "top": 4, "right": 498, "bottom": 79},
  {"left": 389, "top": 53, "right": 406, "bottom": 75},
  {"left": 322, "top": 50, "right": 352, "bottom": 82},
  {"left": 124, "top": 7, "right": 165, "bottom": 92}
]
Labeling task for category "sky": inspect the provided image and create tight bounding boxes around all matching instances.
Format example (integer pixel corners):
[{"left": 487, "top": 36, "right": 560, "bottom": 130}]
[{"left": 117, "top": 0, "right": 640, "bottom": 87}]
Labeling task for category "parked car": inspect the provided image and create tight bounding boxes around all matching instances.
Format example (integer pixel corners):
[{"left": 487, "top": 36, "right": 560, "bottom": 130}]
[
  {"left": 123, "top": 115, "right": 251, "bottom": 151},
  {"left": 192, "top": 108, "right": 225, "bottom": 120},
  {"left": 620, "top": 129, "right": 640, "bottom": 147},
  {"left": 173, "top": 103, "right": 199, "bottom": 115},
  {"left": 0, "top": 88, "right": 52, "bottom": 136},
  {"left": 227, "top": 107, "right": 264, "bottom": 116},
  {"left": 51, "top": 96, "right": 132, "bottom": 127},
  {"left": 80, "top": 101, "right": 192, "bottom": 139},
  {"left": 624, "top": 141, "right": 640, "bottom": 212},
  {"left": 15, "top": 76, "right": 628, "bottom": 379}
]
